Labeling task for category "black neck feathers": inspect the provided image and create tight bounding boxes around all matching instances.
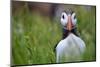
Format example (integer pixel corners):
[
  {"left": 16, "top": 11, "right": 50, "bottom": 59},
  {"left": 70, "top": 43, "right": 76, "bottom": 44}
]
[{"left": 62, "top": 27, "right": 79, "bottom": 39}]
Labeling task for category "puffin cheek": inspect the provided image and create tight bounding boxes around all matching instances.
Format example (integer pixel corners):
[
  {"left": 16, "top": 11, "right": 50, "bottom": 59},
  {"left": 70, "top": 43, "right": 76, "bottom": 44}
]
[
  {"left": 72, "top": 18, "right": 77, "bottom": 25},
  {"left": 61, "top": 18, "right": 67, "bottom": 26}
]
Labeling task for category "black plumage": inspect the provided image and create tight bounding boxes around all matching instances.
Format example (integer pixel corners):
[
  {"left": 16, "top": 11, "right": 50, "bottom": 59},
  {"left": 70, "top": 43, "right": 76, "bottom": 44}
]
[{"left": 62, "top": 27, "right": 79, "bottom": 39}]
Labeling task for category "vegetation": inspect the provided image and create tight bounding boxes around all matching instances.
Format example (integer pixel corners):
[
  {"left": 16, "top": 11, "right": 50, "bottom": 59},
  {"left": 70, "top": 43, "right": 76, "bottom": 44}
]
[{"left": 12, "top": 5, "right": 96, "bottom": 66}]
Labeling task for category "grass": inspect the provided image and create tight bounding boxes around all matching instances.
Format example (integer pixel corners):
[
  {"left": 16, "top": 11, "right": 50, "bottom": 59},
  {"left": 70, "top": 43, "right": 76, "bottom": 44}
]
[{"left": 11, "top": 5, "right": 96, "bottom": 66}]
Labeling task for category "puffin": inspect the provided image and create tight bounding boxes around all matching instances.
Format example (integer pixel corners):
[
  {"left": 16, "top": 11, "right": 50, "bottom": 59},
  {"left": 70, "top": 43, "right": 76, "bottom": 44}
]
[{"left": 55, "top": 9, "right": 86, "bottom": 63}]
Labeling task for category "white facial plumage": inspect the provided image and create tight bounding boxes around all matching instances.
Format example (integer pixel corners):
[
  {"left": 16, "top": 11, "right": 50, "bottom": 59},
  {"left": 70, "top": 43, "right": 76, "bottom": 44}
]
[
  {"left": 71, "top": 13, "right": 77, "bottom": 25},
  {"left": 61, "top": 12, "right": 68, "bottom": 26},
  {"left": 60, "top": 12, "right": 77, "bottom": 27}
]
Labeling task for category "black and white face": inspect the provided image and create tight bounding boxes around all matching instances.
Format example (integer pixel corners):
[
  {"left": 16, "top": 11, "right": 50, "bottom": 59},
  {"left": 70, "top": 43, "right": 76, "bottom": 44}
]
[{"left": 61, "top": 11, "right": 77, "bottom": 31}]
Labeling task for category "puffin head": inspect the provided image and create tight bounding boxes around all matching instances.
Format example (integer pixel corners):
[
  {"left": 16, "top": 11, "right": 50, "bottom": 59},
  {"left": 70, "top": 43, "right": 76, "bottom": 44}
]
[
  {"left": 60, "top": 9, "right": 78, "bottom": 39},
  {"left": 61, "top": 9, "right": 77, "bottom": 31}
]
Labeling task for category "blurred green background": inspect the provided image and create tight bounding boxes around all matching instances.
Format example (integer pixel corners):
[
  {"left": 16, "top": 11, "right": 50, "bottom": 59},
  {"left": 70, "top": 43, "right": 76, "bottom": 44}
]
[{"left": 11, "top": 1, "right": 96, "bottom": 65}]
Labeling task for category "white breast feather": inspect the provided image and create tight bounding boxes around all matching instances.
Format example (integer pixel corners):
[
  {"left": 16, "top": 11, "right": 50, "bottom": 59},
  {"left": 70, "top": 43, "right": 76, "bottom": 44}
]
[{"left": 56, "top": 33, "right": 86, "bottom": 63}]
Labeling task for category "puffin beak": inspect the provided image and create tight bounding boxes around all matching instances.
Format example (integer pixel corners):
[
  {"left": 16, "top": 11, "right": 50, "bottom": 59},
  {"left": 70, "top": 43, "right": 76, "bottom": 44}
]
[{"left": 67, "top": 16, "right": 72, "bottom": 31}]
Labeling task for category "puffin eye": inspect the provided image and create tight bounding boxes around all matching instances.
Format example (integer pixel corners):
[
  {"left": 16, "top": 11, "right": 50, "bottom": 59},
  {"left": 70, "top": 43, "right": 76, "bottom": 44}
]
[
  {"left": 71, "top": 13, "right": 77, "bottom": 25},
  {"left": 74, "top": 15, "right": 76, "bottom": 19},
  {"left": 72, "top": 13, "right": 76, "bottom": 19},
  {"left": 61, "top": 12, "right": 68, "bottom": 26},
  {"left": 62, "top": 15, "right": 65, "bottom": 19}
]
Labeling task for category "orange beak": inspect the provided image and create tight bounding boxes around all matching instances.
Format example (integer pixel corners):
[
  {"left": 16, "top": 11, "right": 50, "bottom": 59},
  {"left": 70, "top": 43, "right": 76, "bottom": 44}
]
[{"left": 66, "top": 16, "right": 73, "bottom": 31}]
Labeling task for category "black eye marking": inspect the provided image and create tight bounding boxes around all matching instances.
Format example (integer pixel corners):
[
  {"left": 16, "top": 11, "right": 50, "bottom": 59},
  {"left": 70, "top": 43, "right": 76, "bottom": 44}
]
[
  {"left": 62, "top": 15, "right": 65, "bottom": 19},
  {"left": 74, "top": 15, "right": 76, "bottom": 19}
]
